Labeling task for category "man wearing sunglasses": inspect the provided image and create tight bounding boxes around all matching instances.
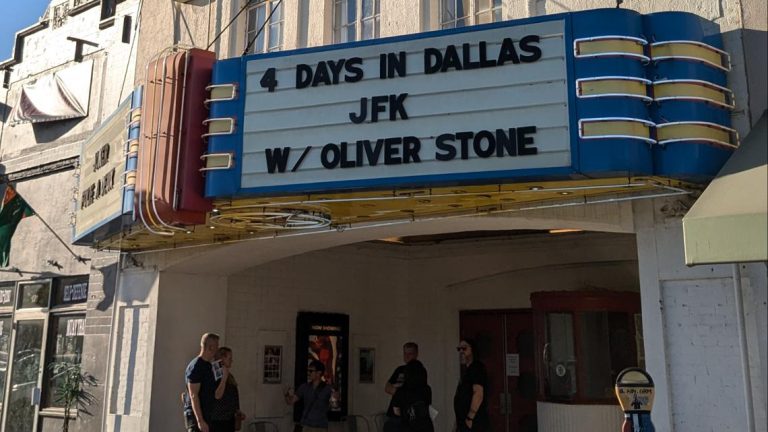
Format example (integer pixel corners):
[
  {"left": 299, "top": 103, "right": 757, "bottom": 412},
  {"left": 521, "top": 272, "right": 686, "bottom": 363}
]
[
  {"left": 285, "top": 360, "right": 335, "bottom": 432},
  {"left": 454, "top": 339, "right": 489, "bottom": 432}
]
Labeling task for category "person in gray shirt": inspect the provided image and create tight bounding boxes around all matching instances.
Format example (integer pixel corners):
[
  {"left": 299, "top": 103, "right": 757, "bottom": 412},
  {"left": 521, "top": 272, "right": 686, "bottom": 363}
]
[{"left": 285, "top": 360, "right": 337, "bottom": 432}]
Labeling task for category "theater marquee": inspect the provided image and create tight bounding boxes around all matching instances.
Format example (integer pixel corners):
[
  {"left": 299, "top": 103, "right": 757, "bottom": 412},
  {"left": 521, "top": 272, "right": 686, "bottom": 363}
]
[
  {"left": 206, "top": 19, "right": 572, "bottom": 196},
  {"left": 83, "top": 9, "right": 739, "bottom": 250}
]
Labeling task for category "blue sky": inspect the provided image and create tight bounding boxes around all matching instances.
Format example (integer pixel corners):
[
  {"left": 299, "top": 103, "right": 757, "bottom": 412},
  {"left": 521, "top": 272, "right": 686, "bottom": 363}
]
[{"left": 0, "top": 0, "right": 51, "bottom": 60}]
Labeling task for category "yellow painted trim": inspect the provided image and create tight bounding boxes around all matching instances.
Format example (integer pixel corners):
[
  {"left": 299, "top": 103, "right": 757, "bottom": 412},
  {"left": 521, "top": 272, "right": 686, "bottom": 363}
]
[
  {"left": 93, "top": 176, "right": 696, "bottom": 251},
  {"left": 651, "top": 43, "right": 728, "bottom": 69},
  {"left": 579, "top": 79, "right": 648, "bottom": 98},
  {"left": 577, "top": 39, "right": 645, "bottom": 57},
  {"left": 125, "top": 171, "right": 137, "bottom": 186},
  {"left": 657, "top": 123, "right": 737, "bottom": 147},
  {"left": 581, "top": 120, "right": 653, "bottom": 140},
  {"left": 206, "top": 119, "right": 233, "bottom": 134},
  {"left": 654, "top": 82, "right": 732, "bottom": 107},
  {"left": 129, "top": 109, "right": 141, "bottom": 124},
  {"left": 127, "top": 139, "right": 139, "bottom": 156},
  {"left": 205, "top": 154, "right": 232, "bottom": 169},
  {"left": 209, "top": 85, "right": 236, "bottom": 100}
]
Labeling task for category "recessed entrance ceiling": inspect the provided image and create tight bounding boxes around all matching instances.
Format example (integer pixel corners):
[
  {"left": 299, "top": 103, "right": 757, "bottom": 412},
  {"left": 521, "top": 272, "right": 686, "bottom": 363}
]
[{"left": 100, "top": 176, "right": 691, "bottom": 252}]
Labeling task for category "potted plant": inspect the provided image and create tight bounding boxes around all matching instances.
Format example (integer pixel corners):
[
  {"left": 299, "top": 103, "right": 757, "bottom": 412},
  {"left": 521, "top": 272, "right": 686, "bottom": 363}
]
[{"left": 48, "top": 361, "right": 97, "bottom": 432}]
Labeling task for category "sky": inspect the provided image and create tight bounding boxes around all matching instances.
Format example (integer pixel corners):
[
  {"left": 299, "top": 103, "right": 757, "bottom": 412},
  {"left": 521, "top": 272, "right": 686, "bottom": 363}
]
[{"left": 0, "top": 0, "right": 51, "bottom": 60}]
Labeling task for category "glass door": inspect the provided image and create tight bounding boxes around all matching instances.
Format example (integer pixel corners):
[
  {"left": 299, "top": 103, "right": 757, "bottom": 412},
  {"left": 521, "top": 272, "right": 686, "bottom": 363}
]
[
  {"left": 2, "top": 280, "right": 51, "bottom": 432},
  {"left": 4, "top": 320, "right": 45, "bottom": 432},
  {"left": 0, "top": 317, "right": 12, "bottom": 426}
]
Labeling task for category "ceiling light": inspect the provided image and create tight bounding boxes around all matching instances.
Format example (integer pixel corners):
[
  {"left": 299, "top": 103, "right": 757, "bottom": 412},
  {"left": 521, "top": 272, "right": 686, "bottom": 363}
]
[{"left": 549, "top": 229, "right": 583, "bottom": 234}]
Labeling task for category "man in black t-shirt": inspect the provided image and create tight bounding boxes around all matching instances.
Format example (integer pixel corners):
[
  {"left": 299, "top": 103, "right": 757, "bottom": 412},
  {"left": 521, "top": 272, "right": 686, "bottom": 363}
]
[
  {"left": 454, "top": 339, "right": 489, "bottom": 432},
  {"left": 384, "top": 342, "right": 420, "bottom": 432},
  {"left": 186, "top": 333, "right": 222, "bottom": 432}
]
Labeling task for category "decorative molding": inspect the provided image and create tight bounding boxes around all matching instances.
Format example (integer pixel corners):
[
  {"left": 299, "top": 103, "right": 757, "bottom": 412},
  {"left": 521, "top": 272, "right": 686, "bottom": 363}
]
[{"left": 3, "top": 157, "right": 79, "bottom": 182}]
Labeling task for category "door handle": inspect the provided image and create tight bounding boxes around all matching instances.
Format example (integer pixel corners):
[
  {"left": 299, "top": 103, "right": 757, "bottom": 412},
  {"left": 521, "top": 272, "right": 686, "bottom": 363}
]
[
  {"left": 31, "top": 387, "right": 41, "bottom": 406},
  {"left": 499, "top": 392, "right": 507, "bottom": 415}
]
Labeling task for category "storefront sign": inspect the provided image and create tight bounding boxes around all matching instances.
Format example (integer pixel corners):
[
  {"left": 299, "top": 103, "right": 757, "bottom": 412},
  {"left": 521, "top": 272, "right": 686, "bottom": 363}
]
[
  {"left": 506, "top": 353, "right": 520, "bottom": 376},
  {"left": 63, "top": 282, "right": 88, "bottom": 302},
  {"left": 53, "top": 276, "right": 89, "bottom": 306},
  {"left": 0, "top": 287, "right": 13, "bottom": 307},
  {"left": 66, "top": 318, "right": 86, "bottom": 337},
  {"left": 74, "top": 89, "right": 141, "bottom": 244}
]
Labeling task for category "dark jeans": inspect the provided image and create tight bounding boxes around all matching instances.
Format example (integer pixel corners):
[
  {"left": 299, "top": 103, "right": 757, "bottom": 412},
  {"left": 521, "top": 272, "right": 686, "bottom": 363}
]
[
  {"left": 185, "top": 419, "right": 235, "bottom": 432},
  {"left": 458, "top": 421, "right": 489, "bottom": 432},
  {"left": 384, "top": 416, "right": 403, "bottom": 432},
  {"left": 210, "top": 418, "right": 236, "bottom": 432}
]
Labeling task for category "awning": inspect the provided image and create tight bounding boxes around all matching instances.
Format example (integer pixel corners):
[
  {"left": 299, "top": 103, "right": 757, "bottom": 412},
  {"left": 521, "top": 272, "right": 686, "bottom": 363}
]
[
  {"left": 683, "top": 111, "right": 768, "bottom": 265},
  {"left": 9, "top": 60, "right": 93, "bottom": 125}
]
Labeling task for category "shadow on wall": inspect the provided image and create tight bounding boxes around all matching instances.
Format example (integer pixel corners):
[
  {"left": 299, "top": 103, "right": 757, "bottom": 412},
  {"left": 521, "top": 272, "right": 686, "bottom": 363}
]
[
  {"left": 31, "top": 117, "right": 81, "bottom": 144},
  {"left": 173, "top": 0, "right": 211, "bottom": 46},
  {"left": 0, "top": 101, "right": 9, "bottom": 123},
  {"left": 97, "top": 262, "right": 118, "bottom": 312},
  {"left": 741, "top": 29, "right": 768, "bottom": 126}
]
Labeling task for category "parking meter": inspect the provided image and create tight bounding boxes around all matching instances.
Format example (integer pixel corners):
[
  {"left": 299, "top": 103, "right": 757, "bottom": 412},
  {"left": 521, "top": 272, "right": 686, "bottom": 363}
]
[{"left": 615, "top": 368, "right": 655, "bottom": 432}]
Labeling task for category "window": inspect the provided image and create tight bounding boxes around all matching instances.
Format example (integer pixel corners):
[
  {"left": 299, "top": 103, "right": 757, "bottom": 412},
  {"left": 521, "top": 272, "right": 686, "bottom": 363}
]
[
  {"left": 0, "top": 277, "right": 88, "bottom": 430},
  {"left": 17, "top": 282, "right": 49, "bottom": 310},
  {"left": 41, "top": 314, "right": 85, "bottom": 408},
  {"left": 532, "top": 291, "right": 642, "bottom": 404},
  {"left": 5, "top": 319, "right": 44, "bottom": 432},
  {"left": 245, "top": 0, "right": 284, "bottom": 54},
  {"left": 440, "top": 0, "right": 501, "bottom": 29},
  {"left": 0, "top": 283, "right": 14, "bottom": 419},
  {"left": 333, "top": 0, "right": 380, "bottom": 43},
  {"left": 100, "top": 0, "right": 117, "bottom": 21}
]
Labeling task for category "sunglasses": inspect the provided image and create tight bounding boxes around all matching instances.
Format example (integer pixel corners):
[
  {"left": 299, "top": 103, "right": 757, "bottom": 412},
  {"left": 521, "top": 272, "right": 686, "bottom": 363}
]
[
  {"left": 307, "top": 369, "right": 318, "bottom": 373},
  {"left": 456, "top": 346, "right": 469, "bottom": 352}
]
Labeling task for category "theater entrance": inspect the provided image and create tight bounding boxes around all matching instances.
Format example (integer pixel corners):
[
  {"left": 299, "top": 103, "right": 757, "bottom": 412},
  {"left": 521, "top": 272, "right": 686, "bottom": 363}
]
[{"left": 460, "top": 310, "right": 537, "bottom": 432}]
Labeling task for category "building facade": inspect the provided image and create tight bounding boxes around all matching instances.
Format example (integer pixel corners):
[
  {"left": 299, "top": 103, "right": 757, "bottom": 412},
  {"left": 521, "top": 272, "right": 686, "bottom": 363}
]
[
  {"left": 0, "top": 1, "right": 139, "bottom": 431},
  {"left": 1, "top": 1, "right": 765, "bottom": 432}
]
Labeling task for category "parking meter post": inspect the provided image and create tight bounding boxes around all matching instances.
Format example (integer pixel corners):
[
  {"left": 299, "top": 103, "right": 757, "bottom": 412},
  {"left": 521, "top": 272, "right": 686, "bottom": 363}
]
[{"left": 615, "top": 368, "right": 656, "bottom": 432}]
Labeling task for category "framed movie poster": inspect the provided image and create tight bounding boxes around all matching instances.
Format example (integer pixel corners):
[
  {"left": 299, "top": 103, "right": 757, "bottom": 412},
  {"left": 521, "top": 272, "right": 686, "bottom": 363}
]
[
  {"left": 263, "top": 345, "right": 282, "bottom": 384},
  {"left": 359, "top": 348, "right": 375, "bottom": 383},
  {"left": 295, "top": 312, "right": 349, "bottom": 421}
]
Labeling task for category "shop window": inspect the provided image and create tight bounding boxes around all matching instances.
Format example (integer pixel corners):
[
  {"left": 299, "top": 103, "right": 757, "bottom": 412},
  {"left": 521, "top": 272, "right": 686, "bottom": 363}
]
[
  {"left": 532, "top": 291, "right": 642, "bottom": 404},
  {"left": 17, "top": 282, "right": 50, "bottom": 310},
  {"left": 0, "top": 283, "right": 14, "bottom": 419},
  {"left": 41, "top": 314, "right": 86, "bottom": 408},
  {"left": 100, "top": 0, "right": 117, "bottom": 21},
  {"left": 333, "top": 0, "right": 380, "bottom": 43},
  {"left": 0, "top": 277, "right": 88, "bottom": 429},
  {"left": 440, "top": 0, "right": 501, "bottom": 29},
  {"left": 6, "top": 319, "right": 45, "bottom": 432},
  {"left": 0, "top": 317, "right": 11, "bottom": 416},
  {"left": 245, "top": 0, "right": 284, "bottom": 54}
]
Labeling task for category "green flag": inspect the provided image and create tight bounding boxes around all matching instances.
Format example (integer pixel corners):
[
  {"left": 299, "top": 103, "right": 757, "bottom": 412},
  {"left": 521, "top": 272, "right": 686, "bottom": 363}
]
[{"left": 0, "top": 185, "right": 35, "bottom": 267}]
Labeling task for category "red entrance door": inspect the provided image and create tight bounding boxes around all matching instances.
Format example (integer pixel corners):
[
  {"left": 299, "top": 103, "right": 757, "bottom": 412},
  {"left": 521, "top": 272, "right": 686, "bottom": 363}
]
[{"left": 460, "top": 310, "right": 537, "bottom": 432}]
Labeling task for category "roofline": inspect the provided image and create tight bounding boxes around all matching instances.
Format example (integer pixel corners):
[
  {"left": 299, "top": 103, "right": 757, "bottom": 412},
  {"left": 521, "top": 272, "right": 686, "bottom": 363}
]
[{"left": 0, "top": 20, "right": 49, "bottom": 70}]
